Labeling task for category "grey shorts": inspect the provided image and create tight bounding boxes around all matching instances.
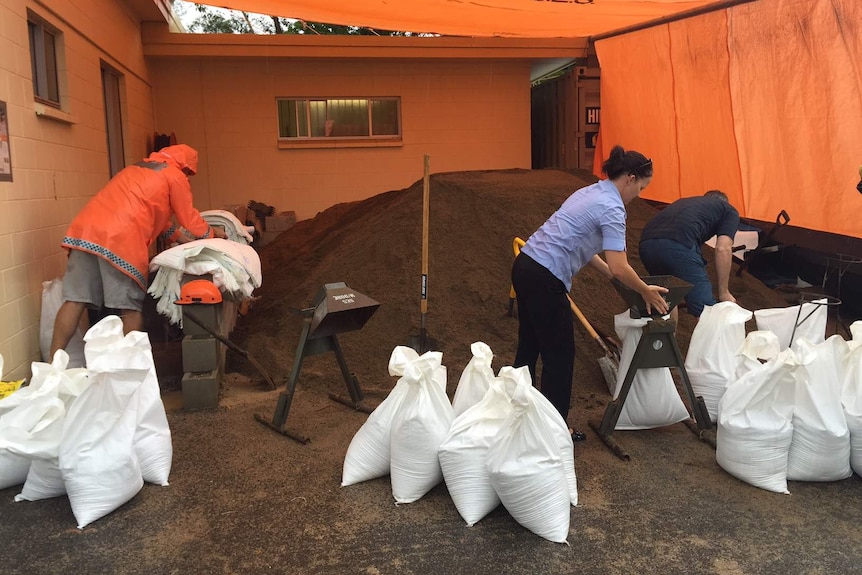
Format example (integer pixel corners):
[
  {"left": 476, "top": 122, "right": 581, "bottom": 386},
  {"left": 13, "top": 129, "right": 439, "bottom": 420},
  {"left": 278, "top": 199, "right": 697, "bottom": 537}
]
[{"left": 62, "top": 249, "right": 146, "bottom": 312}]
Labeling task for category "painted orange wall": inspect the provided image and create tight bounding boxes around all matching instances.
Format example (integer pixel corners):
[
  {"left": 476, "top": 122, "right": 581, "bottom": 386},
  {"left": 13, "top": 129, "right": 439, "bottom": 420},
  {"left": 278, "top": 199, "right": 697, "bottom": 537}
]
[
  {"left": 148, "top": 58, "right": 532, "bottom": 219},
  {"left": 0, "top": 0, "right": 155, "bottom": 379}
]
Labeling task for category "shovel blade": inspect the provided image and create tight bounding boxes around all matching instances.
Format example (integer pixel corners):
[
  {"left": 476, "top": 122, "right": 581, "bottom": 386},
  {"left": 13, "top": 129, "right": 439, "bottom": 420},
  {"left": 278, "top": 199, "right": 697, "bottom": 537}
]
[{"left": 408, "top": 328, "right": 439, "bottom": 353}]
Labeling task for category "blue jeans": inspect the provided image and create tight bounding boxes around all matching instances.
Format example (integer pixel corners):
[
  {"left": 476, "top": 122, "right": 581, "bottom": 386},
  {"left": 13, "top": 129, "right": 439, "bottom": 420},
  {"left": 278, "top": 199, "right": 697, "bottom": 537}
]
[{"left": 639, "top": 239, "right": 715, "bottom": 317}]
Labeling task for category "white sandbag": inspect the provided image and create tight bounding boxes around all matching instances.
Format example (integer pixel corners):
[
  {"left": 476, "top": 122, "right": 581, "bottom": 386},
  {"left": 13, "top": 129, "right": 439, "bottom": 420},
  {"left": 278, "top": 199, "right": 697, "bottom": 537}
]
[
  {"left": 39, "top": 278, "right": 86, "bottom": 367},
  {"left": 716, "top": 349, "right": 798, "bottom": 493},
  {"left": 486, "top": 381, "right": 570, "bottom": 544},
  {"left": 735, "top": 331, "right": 781, "bottom": 381},
  {"left": 341, "top": 346, "right": 419, "bottom": 487},
  {"left": 439, "top": 375, "right": 520, "bottom": 526},
  {"left": 451, "top": 342, "right": 495, "bottom": 418},
  {"left": 85, "top": 319, "right": 172, "bottom": 486},
  {"left": 390, "top": 350, "right": 453, "bottom": 503},
  {"left": 786, "top": 337, "right": 852, "bottom": 482},
  {"left": 612, "top": 311, "right": 690, "bottom": 430},
  {"left": 849, "top": 321, "right": 862, "bottom": 351},
  {"left": 685, "top": 302, "right": 753, "bottom": 421},
  {"left": 0, "top": 351, "right": 89, "bottom": 495},
  {"left": 842, "top": 332, "right": 862, "bottom": 475},
  {"left": 754, "top": 299, "right": 827, "bottom": 351},
  {"left": 0, "top": 354, "right": 30, "bottom": 488},
  {"left": 60, "top": 317, "right": 146, "bottom": 529},
  {"left": 504, "top": 366, "right": 577, "bottom": 507},
  {"left": 0, "top": 452, "right": 30, "bottom": 490},
  {"left": 16, "top": 459, "right": 65, "bottom": 501}
]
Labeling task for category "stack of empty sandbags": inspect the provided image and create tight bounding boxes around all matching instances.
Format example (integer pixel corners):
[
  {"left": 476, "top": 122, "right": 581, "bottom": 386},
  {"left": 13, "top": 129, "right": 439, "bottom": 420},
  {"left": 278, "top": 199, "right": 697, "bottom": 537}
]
[
  {"left": 341, "top": 342, "right": 576, "bottom": 544},
  {"left": 0, "top": 315, "right": 173, "bottom": 528}
]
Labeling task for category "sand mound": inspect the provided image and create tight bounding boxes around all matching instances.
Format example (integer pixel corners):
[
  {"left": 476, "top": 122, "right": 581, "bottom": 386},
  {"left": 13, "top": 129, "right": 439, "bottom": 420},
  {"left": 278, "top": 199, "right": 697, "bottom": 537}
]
[{"left": 232, "top": 168, "right": 788, "bottom": 410}]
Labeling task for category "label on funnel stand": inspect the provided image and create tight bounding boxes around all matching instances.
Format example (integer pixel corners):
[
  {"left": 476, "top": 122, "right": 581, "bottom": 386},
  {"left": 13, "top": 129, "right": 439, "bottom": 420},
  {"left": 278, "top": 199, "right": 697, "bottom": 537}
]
[{"left": 332, "top": 293, "right": 356, "bottom": 305}]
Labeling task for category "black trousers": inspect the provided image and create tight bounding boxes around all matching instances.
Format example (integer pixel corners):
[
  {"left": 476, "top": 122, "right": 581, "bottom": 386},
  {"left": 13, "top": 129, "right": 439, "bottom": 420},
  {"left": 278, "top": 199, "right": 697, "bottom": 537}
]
[{"left": 511, "top": 252, "right": 575, "bottom": 423}]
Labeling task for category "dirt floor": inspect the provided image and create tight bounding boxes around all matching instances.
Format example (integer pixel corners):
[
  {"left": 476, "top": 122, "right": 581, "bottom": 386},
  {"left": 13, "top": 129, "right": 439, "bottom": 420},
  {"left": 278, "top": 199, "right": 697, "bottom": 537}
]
[{"left": 2, "top": 169, "right": 861, "bottom": 574}]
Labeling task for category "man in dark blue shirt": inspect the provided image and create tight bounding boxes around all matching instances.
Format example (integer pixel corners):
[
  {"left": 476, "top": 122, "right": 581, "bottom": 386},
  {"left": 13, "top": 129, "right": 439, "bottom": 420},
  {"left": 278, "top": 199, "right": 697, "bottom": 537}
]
[{"left": 639, "top": 190, "right": 740, "bottom": 317}]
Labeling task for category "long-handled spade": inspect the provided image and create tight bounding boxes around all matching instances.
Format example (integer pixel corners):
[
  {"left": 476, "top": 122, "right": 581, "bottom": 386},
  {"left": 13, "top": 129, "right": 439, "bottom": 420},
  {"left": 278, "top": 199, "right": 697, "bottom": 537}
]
[{"left": 408, "top": 154, "right": 438, "bottom": 353}]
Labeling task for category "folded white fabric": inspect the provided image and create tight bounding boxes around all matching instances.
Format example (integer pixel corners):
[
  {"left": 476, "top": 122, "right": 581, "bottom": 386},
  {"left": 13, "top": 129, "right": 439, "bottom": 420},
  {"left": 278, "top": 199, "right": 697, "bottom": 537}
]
[
  {"left": 148, "top": 239, "right": 262, "bottom": 325},
  {"left": 201, "top": 210, "right": 255, "bottom": 243}
]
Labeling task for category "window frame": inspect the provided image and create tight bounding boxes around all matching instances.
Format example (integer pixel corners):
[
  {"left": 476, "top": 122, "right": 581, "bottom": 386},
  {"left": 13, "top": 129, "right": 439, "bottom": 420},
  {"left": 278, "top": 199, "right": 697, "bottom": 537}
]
[
  {"left": 27, "top": 10, "right": 66, "bottom": 110},
  {"left": 276, "top": 97, "right": 402, "bottom": 148}
]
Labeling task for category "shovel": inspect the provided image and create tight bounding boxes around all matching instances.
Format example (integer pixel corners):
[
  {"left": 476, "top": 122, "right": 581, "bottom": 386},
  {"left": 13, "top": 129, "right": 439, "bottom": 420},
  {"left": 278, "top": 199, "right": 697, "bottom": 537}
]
[
  {"left": 567, "top": 294, "right": 620, "bottom": 389},
  {"left": 182, "top": 308, "right": 277, "bottom": 390},
  {"left": 408, "top": 154, "right": 438, "bottom": 353}
]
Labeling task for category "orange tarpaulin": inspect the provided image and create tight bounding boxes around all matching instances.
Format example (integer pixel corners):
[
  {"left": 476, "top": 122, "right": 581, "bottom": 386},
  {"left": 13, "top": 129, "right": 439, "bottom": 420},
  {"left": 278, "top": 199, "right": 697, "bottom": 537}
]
[
  {"left": 202, "top": 0, "right": 721, "bottom": 38},
  {"left": 595, "top": 0, "right": 862, "bottom": 239}
]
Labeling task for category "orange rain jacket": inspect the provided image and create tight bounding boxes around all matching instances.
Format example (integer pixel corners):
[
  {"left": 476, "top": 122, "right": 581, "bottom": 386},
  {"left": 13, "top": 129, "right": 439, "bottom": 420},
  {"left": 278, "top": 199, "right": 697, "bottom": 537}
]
[{"left": 62, "top": 144, "right": 214, "bottom": 290}]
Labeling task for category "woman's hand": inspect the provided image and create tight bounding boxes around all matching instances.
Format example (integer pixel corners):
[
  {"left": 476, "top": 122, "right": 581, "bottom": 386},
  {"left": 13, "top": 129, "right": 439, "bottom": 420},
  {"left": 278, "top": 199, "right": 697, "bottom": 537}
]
[{"left": 640, "top": 284, "right": 670, "bottom": 315}]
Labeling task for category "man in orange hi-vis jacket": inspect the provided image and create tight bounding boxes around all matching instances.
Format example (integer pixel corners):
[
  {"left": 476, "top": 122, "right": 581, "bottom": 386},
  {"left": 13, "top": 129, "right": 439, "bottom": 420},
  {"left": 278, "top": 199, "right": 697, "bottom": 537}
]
[{"left": 50, "top": 144, "right": 226, "bottom": 357}]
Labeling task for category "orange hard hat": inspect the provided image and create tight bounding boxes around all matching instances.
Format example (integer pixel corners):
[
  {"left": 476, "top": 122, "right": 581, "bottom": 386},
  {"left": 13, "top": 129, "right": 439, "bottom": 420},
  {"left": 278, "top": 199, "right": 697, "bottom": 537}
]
[{"left": 176, "top": 280, "right": 222, "bottom": 305}]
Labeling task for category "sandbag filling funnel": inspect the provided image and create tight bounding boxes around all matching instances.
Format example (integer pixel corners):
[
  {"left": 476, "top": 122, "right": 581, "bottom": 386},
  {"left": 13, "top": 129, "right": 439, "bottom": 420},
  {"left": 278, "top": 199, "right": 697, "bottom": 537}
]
[
  {"left": 309, "top": 282, "right": 380, "bottom": 339},
  {"left": 613, "top": 275, "right": 692, "bottom": 319}
]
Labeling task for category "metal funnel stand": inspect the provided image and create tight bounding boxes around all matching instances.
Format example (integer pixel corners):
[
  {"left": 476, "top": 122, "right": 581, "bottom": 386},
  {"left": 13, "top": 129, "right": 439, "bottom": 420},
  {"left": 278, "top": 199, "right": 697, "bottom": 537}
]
[
  {"left": 589, "top": 275, "right": 712, "bottom": 460},
  {"left": 255, "top": 282, "right": 380, "bottom": 444}
]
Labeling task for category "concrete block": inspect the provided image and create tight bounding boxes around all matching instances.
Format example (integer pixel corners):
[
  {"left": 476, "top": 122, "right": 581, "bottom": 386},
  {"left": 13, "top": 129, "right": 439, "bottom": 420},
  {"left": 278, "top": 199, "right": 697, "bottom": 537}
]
[
  {"left": 181, "top": 369, "right": 220, "bottom": 410},
  {"left": 182, "top": 335, "right": 219, "bottom": 373},
  {"left": 181, "top": 303, "right": 222, "bottom": 337},
  {"left": 264, "top": 211, "right": 296, "bottom": 232}
]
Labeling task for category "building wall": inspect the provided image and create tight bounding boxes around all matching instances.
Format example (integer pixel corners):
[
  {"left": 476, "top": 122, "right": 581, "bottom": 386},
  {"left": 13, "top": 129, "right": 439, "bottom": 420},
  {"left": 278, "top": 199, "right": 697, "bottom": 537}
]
[
  {"left": 148, "top": 58, "right": 532, "bottom": 219},
  {"left": 0, "top": 0, "right": 154, "bottom": 379}
]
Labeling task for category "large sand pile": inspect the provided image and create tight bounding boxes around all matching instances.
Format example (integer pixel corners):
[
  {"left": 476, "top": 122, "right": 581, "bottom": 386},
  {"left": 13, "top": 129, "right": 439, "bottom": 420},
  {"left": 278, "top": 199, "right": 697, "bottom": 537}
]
[{"left": 232, "top": 168, "right": 788, "bottom": 421}]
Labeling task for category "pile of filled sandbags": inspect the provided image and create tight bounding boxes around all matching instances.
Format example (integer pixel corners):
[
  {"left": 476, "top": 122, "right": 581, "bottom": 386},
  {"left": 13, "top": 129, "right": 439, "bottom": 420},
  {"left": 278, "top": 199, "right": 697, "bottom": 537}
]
[
  {"left": 0, "top": 315, "right": 173, "bottom": 528},
  {"left": 714, "top": 315, "right": 861, "bottom": 493},
  {"left": 342, "top": 343, "right": 577, "bottom": 544}
]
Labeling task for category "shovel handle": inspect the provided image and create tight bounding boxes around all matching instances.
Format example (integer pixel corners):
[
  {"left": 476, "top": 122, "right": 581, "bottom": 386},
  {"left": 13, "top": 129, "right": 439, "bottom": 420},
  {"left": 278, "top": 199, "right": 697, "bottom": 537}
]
[{"left": 567, "top": 294, "right": 613, "bottom": 355}]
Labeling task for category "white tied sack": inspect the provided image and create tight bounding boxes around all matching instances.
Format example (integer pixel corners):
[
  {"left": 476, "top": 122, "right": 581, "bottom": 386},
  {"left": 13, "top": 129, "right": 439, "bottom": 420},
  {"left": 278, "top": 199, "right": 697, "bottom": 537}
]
[
  {"left": 341, "top": 346, "right": 417, "bottom": 487},
  {"left": 39, "top": 278, "right": 86, "bottom": 367},
  {"left": 842, "top": 324, "right": 862, "bottom": 475},
  {"left": 389, "top": 349, "right": 453, "bottom": 504},
  {"left": 754, "top": 299, "right": 828, "bottom": 351},
  {"left": 83, "top": 317, "right": 173, "bottom": 486},
  {"left": 59, "top": 316, "right": 167, "bottom": 528},
  {"left": 451, "top": 341, "right": 495, "bottom": 418},
  {"left": 612, "top": 311, "right": 689, "bottom": 429},
  {"left": 0, "top": 351, "right": 91, "bottom": 501},
  {"left": 439, "top": 374, "right": 519, "bottom": 526},
  {"left": 502, "top": 366, "right": 578, "bottom": 506},
  {"left": 684, "top": 302, "right": 753, "bottom": 421},
  {"left": 716, "top": 349, "right": 798, "bottom": 494},
  {"left": 735, "top": 331, "right": 781, "bottom": 382},
  {"left": 486, "top": 373, "right": 571, "bottom": 544},
  {"left": 0, "top": 354, "right": 32, "bottom": 490},
  {"left": 786, "top": 337, "right": 852, "bottom": 482}
]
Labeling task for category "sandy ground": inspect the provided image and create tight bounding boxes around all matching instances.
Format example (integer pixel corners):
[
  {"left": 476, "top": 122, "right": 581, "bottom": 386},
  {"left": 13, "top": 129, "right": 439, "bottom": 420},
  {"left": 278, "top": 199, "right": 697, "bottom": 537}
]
[{"left": 2, "top": 169, "right": 861, "bottom": 574}]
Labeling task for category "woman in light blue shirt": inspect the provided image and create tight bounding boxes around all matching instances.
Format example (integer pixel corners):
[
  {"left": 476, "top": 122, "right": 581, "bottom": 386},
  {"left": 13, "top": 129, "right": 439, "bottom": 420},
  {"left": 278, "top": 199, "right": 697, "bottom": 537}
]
[{"left": 512, "top": 145, "right": 669, "bottom": 440}]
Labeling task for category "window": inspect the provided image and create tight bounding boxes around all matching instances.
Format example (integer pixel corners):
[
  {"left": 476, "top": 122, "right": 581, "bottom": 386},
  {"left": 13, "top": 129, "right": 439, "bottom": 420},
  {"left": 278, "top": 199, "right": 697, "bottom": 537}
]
[
  {"left": 101, "top": 63, "right": 125, "bottom": 177},
  {"left": 277, "top": 98, "right": 401, "bottom": 141},
  {"left": 27, "top": 12, "right": 62, "bottom": 107}
]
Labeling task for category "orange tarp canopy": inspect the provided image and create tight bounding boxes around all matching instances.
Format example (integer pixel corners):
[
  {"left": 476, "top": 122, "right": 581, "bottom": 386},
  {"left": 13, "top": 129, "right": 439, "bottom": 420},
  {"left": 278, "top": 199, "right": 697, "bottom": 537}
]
[
  {"left": 202, "top": 0, "right": 721, "bottom": 38},
  {"left": 594, "top": 0, "right": 862, "bottom": 239}
]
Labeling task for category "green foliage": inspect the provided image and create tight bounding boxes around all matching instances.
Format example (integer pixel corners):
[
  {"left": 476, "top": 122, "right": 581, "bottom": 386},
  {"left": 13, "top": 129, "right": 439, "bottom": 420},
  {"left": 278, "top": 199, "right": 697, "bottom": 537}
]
[{"left": 182, "top": 3, "right": 413, "bottom": 35}]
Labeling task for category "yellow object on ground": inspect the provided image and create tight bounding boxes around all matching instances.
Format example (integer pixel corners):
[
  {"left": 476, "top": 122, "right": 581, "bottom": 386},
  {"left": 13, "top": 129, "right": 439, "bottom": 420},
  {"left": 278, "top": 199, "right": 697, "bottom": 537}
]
[{"left": 0, "top": 380, "right": 25, "bottom": 400}]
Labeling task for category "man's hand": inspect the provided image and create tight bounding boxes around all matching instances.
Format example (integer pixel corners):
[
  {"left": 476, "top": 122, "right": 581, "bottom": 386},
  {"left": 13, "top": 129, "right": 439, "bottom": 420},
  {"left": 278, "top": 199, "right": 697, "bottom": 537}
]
[
  {"left": 718, "top": 290, "right": 737, "bottom": 304},
  {"left": 212, "top": 227, "right": 228, "bottom": 239}
]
